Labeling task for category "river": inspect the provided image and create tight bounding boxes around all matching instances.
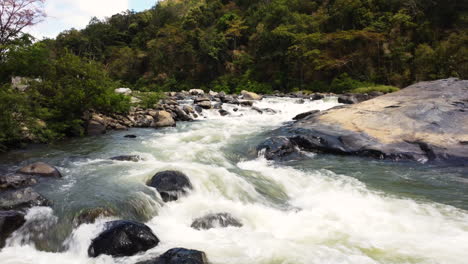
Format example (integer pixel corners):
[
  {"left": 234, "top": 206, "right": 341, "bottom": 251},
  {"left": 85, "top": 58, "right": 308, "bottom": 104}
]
[{"left": 1, "top": 97, "right": 467, "bottom": 264}]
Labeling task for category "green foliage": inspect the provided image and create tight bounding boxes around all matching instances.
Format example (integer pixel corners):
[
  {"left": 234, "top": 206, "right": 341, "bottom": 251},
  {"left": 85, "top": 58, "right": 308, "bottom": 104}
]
[
  {"left": 138, "top": 92, "right": 165, "bottom": 109},
  {"left": 0, "top": 85, "right": 31, "bottom": 150},
  {"left": 351, "top": 85, "right": 400, "bottom": 94}
]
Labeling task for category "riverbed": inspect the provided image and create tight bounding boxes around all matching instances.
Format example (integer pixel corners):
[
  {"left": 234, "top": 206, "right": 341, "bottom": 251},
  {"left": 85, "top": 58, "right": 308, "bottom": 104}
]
[{"left": 1, "top": 97, "right": 467, "bottom": 264}]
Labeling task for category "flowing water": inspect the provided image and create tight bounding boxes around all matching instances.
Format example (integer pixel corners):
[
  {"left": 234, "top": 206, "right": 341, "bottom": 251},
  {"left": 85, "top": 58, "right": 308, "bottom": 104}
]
[{"left": 0, "top": 97, "right": 467, "bottom": 264}]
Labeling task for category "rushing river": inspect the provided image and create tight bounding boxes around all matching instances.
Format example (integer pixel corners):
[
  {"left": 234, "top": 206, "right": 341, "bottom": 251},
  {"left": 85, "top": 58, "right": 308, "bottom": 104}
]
[{"left": 1, "top": 97, "right": 467, "bottom": 264}]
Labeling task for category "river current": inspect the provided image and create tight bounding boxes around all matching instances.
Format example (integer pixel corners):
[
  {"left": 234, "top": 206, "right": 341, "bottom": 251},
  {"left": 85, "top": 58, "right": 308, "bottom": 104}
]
[{"left": 0, "top": 97, "right": 467, "bottom": 264}]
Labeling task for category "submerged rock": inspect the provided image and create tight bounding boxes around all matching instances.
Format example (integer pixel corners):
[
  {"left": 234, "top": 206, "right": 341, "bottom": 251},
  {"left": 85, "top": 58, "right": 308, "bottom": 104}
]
[
  {"left": 137, "top": 248, "right": 208, "bottom": 264},
  {"left": 17, "top": 162, "right": 62, "bottom": 178},
  {"left": 191, "top": 213, "right": 242, "bottom": 230},
  {"left": 0, "top": 211, "right": 26, "bottom": 248},
  {"left": 0, "top": 188, "right": 50, "bottom": 211},
  {"left": 147, "top": 171, "right": 193, "bottom": 202},
  {"left": 0, "top": 174, "right": 37, "bottom": 190},
  {"left": 73, "top": 207, "right": 116, "bottom": 227},
  {"left": 269, "top": 79, "right": 468, "bottom": 164},
  {"left": 219, "top": 109, "right": 229, "bottom": 116},
  {"left": 124, "top": 134, "right": 137, "bottom": 138},
  {"left": 110, "top": 155, "right": 142, "bottom": 162},
  {"left": 257, "top": 137, "right": 299, "bottom": 161},
  {"left": 88, "top": 220, "right": 159, "bottom": 258}
]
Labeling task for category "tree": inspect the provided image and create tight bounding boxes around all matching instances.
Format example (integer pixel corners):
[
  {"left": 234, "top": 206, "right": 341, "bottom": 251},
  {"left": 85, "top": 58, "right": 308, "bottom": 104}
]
[{"left": 0, "top": 0, "right": 46, "bottom": 45}]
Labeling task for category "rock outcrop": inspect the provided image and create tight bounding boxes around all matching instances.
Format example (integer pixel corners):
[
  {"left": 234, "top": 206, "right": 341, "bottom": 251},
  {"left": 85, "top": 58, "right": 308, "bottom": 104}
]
[
  {"left": 147, "top": 171, "right": 193, "bottom": 202},
  {"left": 260, "top": 79, "right": 468, "bottom": 164},
  {"left": 88, "top": 220, "right": 159, "bottom": 257}
]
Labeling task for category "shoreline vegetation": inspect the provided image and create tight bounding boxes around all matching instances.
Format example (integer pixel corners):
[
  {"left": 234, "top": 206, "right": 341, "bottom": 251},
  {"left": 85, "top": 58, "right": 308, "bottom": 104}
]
[{"left": 1, "top": 0, "right": 467, "bottom": 151}]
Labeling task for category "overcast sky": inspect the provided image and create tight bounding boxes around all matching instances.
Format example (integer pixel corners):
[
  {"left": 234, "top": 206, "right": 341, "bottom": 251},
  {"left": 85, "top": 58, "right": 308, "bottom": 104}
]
[{"left": 26, "top": 0, "right": 157, "bottom": 39}]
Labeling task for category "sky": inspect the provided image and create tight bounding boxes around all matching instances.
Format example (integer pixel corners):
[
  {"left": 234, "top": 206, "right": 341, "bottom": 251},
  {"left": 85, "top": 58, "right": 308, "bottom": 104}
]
[{"left": 26, "top": 0, "right": 158, "bottom": 39}]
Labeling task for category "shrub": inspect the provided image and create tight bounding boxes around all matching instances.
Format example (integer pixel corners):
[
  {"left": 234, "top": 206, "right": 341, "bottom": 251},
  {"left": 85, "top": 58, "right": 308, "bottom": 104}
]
[{"left": 351, "top": 85, "right": 400, "bottom": 94}]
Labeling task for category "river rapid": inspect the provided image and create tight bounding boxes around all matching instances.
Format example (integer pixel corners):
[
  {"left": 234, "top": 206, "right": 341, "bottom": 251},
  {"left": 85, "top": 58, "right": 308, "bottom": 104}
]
[{"left": 0, "top": 97, "right": 467, "bottom": 264}]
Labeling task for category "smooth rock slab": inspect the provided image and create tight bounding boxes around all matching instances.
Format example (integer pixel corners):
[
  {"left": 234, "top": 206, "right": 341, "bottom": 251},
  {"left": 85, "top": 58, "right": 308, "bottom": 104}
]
[
  {"left": 137, "top": 248, "right": 208, "bottom": 264},
  {"left": 88, "top": 220, "right": 159, "bottom": 258},
  {"left": 191, "top": 213, "right": 242, "bottom": 230},
  {"left": 17, "top": 162, "right": 62, "bottom": 178},
  {"left": 147, "top": 171, "right": 193, "bottom": 202},
  {"left": 0, "top": 211, "right": 26, "bottom": 248}
]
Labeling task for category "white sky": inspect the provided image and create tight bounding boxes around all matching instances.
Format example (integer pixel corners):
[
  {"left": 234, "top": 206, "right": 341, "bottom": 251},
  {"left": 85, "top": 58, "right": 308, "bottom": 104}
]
[{"left": 25, "top": 0, "right": 138, "bottom": 39}]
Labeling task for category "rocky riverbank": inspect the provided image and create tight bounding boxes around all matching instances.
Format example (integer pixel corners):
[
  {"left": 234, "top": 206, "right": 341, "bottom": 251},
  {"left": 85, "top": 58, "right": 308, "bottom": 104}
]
[{"left": 259, "top": 78, "right": 468, "bottom": 165}]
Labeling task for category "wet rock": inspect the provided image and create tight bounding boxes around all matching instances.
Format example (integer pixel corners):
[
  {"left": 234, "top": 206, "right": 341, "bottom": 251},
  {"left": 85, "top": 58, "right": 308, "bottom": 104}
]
[
  {"left": 0, "top": 188, "right": 50, "bottom": 211},
  {"left": 152, "top": 111, "right": 176, "bottom": 128},
  {"left": 73, "top": 207, "right": 116, "bottom": 227},
  {"left": 196, "top": 101, "right": 212, "bottom": 109},
  {"left": 311, "top": 93, "right": 325, "bottom": 101},
  {"left": 213, "top": 103, "right": 222, "bottom": 109},
  {"left": 0, "top": 174, "right": 37, "bottom": 190},
  {"left": 257, "top": 137, "right": 299, "bottom": 161},
  {"left": 17, "top": 162, "right": 62, "bottom": 178},
  {"left": 219, "top": 109, "right": 229, "bottom": 116},
  {"left": 0, "top": 211, "right": 26, "bottom": 248},
  {"left": 125, "top": 134, "right": 137, "bottom": 138},
  {"left": 263, "top": 108, "right": 277, "bottom": 114},
  {"left": 337, "top": 93, "right": 373, "bottom": 104},
  {"left": 233, "top": 108, "right": 238, "bottom": 112},
  {"left": 88, "top": 220, "right": 159, "bottom": 258},
  {"left": 191, "top": 213, "right": 242, "bottom": 230},
  {"left": 193, "top": 96, "right": 210, "bottom": 104},
  {"left": 137, "top": 248, "right": 208, "bottom": 264},
  {"left": 239, "top": 101, "right": 253, "bottom": 107},
  {"left": 110, "top": 155, "right": 142, "bottom": 162},
  {"left": 241, "top": 90, "right": 262, "bottom": 100},
  {"left": 221, "top": 95, "right": 239, "bottom": 105},
  {"left": 296, "top": 99, "right": 305, "bottom": 104},
  {"left": 194, "top": 106, "right": 203, "bottom": 114},
  {"left": 251, "top": 107, "right": 263, "bottom": 114},
  {"left": 174, "top": 106, "right": 193, "bottom": 122},
  {"left": 293, "top": 110, "right": 320, "bottom": 121},
  {"left": 147, "top": 171, "right": 193, "bottom": 202},
  {"left": 182, "top": 105, "right": 194, "bottom": 115}
]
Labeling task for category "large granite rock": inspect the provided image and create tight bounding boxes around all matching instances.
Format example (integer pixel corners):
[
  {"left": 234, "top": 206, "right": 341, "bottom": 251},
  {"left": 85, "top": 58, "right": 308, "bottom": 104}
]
[
  {"left": 260, "top": 79, "right": 468, "bottom": 164},
  {"left": 17, "top": 162, "right": 62, "bottom": 178},
  {"left": 88, "top": 220, "right": 159, "bottom": 257}
]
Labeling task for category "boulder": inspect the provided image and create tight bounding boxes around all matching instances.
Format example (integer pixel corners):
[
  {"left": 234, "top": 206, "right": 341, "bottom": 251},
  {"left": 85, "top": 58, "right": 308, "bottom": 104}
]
[
  {"left": 0, "top": 174, "right": 37, "bottom": 190},
  {"left": 208, "top": 90, "right": 218, "bottom": 97},
  {"left": 152, "top": 111, "right": 176, "bottom": 128},
  {"left": 73, "top": 207, "right": 116, "bottom": 227},
  {"left": 191, "top": 213, "right": 242, "bottom": 230},
  {"left": 241, "top": 90, "right": 262, "bottom": 100},
  {"left": 193, "top": 96, "right": 210, "bottom": 103},
  {"left": 189, "top": 89, "right": 204, "bottom": 96},
  {"left": 88, "top": 220, "right": 159, "bottom": 258},
  {"left": 182, "top": 105, "right": 194, "bottom": 115},
  {"left": 257, "top": 137, "right": 301, "bottom": 161},
  {"left": 251, "top": 107, "right": 263, "bottom": 114},
  {"left": 147, "top": 171, "right": 193, "bottom": 202},
  {"left": 174, "top": 106, "right": 193, "bottom": 122},
  {"left": 194, "top": 106, "right": 203, "bottom": 114},
  {"left": 337, "top": 93, "right": 380, "bottom": 104},
  {"left": 272, "top": 79, "right": 468, "bottom": 164},
  {"left": 296, "top": 99, "right": 305, "bottom": 104},
  {"left": 115, "top": 88, "right": 132, "bottom": 96},
  {"left": 311, "top": 93, "right": 325, "bottom": 101},
  {"left": 124, "top": 134, "right": 137, "bottom": 138},
  {"left": 0, "top": 188, "right": 50, "bottom": 211},
  {"left": 293, "top": 110, "right": 320, "bottom": 121},
  {"left": 0, "top": 211, "right": 26, "bottom": 248},
  {"left": 239, "top": 101, "right": 253, "bottom": 107},
  {"left": 196, "top": 101, "right": 212, "bottom": 109},
  {"left": 110, "top": 155, "right": 142, "bottom": 162},
  {"left": 17, "top": 162, "right": 62, "bottom": 178},
  {"left": 219, "top": 110, "right": 229, "bottom": 116},
  {"left": 221, "top": 95, "right": 239, "bottom": 105},
  {"left": 87, "top": 116, "right": 107, "bottom": 136},
  {"left": 137, "top": 248, "right": 208, "bottom": 264}
]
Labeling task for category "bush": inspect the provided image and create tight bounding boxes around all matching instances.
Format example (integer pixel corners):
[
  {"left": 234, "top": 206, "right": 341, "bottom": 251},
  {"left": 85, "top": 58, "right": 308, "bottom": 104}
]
[
  {"left": 351, "top": 85, "right": 400, "bottom": 94},
  {"left": 138, "top": 92, "right": 165, "bottom": 109}
]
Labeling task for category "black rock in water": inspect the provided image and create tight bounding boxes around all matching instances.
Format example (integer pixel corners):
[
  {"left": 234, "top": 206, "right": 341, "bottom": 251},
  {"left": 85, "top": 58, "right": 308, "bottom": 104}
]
[
  {"left": 88, "top": 220, "right": 159, "bottom": 258},
  {"left": 124, "top": 135, "right": 137, "bottom": 138},
  {"left": 293, "top": 110, "right": 320, "bottom": 121},
  {"left": 219, "top": 109, "right": 229, "bottom": 116},
  {"left": 0, "top": 188, "right": 50, "bottom": 211},
  {"left": 110, "top": 155, "right": 142, "bottom": 162},
  {"left": 147, "top": 171, "right": 193, "bottom": 202},
  {"left": 257, "top": 137, "right": 299, "bottom": 161},
  {"left": 137, "top": 248, "right": 208, "bottom": 264},
  {"left": 0, "top": 211, "right": 26, "bottom": 248},
  {"left": 191, "top": 213, "right": 242, "bottom": 230}
]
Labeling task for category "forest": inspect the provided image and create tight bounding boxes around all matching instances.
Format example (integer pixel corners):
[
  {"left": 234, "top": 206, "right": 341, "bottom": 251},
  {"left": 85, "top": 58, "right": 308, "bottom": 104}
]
[{"left": 0, "top": 0, "right": 467, "bottom": 149}]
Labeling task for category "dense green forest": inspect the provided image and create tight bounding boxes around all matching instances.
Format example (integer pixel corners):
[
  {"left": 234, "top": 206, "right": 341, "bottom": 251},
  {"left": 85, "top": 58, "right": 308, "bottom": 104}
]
[{"left": 1, "top": 0, "right": 467, "bottom": 149}]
